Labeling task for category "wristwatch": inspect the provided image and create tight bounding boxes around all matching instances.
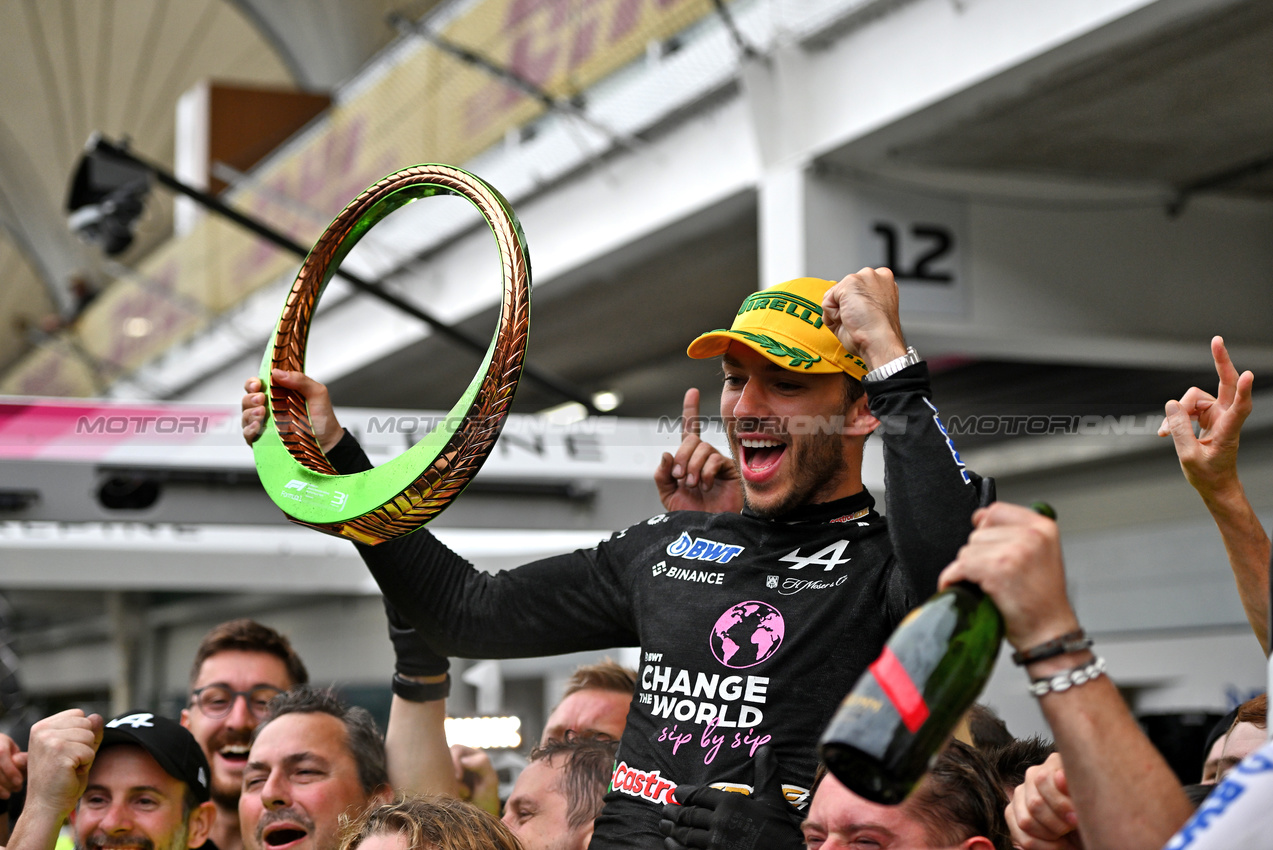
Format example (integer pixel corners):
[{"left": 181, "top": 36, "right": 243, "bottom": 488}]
[{"left": 863, "top": 346, "right": 920, "bottom": 382}]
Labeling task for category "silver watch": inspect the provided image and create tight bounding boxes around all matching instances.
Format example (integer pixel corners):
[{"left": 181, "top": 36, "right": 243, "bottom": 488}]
[{"left": 863, "top": 346, "right": 920, "bottom": 382}]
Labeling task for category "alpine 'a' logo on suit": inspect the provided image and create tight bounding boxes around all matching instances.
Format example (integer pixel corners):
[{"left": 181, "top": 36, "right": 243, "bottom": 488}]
[{"left": 778, "top": 540, "right": 851, "bottom": 571}]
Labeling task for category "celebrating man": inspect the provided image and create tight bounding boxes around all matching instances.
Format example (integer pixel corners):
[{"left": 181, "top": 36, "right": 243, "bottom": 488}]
[
  {"left": 181, "top": 620, "right": 309, "bottom": 850},
  {"left": 239, "top": 688, "right": 392, "bottom": 850},
  {"left": 242, "top": 267, "right": 984, "bottom": 847},
  {"left": 6, "top": 710, "right": 214, "bottom": 850}
]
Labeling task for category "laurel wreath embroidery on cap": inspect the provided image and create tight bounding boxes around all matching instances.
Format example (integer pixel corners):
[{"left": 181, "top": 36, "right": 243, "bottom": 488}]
[{"left": 736, "top": 331, "right": 821, "bottom": 369}]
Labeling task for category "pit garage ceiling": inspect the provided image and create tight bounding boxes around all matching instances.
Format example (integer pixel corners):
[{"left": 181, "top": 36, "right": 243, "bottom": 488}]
[
  {"left": 833, "top": 0, "right": 1273, "bottom": 199},
  {"left": 0, "top": 0, "right": 432, "bottom": 378},
  {"left": 329, "top": 195, "right": 762, "bottom": 415}
]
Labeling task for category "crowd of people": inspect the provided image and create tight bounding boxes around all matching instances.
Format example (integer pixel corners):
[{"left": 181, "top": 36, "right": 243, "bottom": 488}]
[{"left": 0, "top": 268, "right": 1267, "bottom": 849}]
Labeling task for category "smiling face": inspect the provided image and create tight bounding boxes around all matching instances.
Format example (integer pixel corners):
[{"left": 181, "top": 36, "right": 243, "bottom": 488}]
[
  {"left": 240, "top": 713, "right": 380, "bottom": 850},
  {"left": 182, "top": 650, "right": 293, "bottom": 810},
  {"left": 71, "top": 745, "right": 209, "bottom": 850},
  {"left": 502, "top": 757, "right": 591, "bottom": 850},
  {"left": 721, "top": 343, "right": 872, "bottom": 518}
]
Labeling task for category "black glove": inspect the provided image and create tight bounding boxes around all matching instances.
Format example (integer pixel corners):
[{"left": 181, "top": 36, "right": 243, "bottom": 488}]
[
  {"left": 383, "top": 596, "right": 449, "bottom": 678},
  {"left": 659, "top": 746, "right": 805, "bottom": 850}
]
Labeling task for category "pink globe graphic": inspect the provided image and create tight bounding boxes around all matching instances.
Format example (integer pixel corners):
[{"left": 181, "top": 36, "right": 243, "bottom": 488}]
[{"left": 709, "top": 601, "right": 785, "bottom": 668}]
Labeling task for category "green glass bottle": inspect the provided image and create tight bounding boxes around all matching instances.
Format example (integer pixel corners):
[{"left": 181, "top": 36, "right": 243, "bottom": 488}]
[{"left": 818, "top": 502, "right": 1055, "bottom": 804}]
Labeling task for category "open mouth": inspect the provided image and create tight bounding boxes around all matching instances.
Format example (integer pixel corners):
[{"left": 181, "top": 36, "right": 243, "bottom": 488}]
[
  {"left": 91, "top": 838, "right": 153, "bottom": 850},
  {"left": 739, "top": 437, "right": 786, "bottom": 479},
  {"left": 218, "top": 744, "right": 249, "bottom": 765},
  {"left": 263, "top": 827, "right": 308, "bottom": 848}
]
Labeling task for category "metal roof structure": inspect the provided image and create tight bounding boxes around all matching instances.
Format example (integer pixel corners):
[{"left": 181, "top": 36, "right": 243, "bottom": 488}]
[{"left": 0, "top": 0, "right": 422, "bottom": 378}]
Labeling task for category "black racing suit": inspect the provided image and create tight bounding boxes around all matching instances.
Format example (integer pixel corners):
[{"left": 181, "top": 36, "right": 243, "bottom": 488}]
[{"left": 328, "top": 363, "right": 982, "bottom": 848}]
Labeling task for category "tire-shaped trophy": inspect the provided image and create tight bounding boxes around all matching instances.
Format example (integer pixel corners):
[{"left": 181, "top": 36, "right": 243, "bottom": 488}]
[{"left": 252, "top": 164, "right": 531, "bottom": 545}]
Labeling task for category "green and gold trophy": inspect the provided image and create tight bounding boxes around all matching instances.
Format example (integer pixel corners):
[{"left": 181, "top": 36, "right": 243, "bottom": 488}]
[{"left": 252, "top": 165, "right": 530, "bottom": 545}]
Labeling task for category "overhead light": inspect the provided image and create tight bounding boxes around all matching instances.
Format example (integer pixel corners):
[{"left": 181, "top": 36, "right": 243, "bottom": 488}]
[
  {"left": 445, "top": 716, "right": 522, "bottom": 749},
  {"left": 123, "top": 316, "right": 152, "bottom": 337},
  {"left": 539, "top": 401, "right": 587, "bottom": 425},
  {"left": 591, "top": 390, "right": 622, "bottom": 412},
  {"left": 66, "top": 134, "right": 152, "bottom": 256}
]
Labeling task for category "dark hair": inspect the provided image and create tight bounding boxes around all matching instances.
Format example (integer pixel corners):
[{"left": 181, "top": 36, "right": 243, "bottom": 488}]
[
  {"left": 561, "top": 660, "right": 637, "bottom": 699},
  {"left": 1182, "top": 783, "right": 1214, "bottom": 810},
  {"left": 528, "top": 734, "right": 619, "bottom": 830},
  {"left": 810, "top": 761, "right": 828, "bottom": 797},
  {"left": 985, "top": 735, "right": 1055, "bottom": 790},
  {"left": 189, "top": 619, "right": 309, "bottom": 689},
  {"left": 1202, "top": 706, "right": 1241, "bottom": 765},
  {"left": 254, "top": 686, "right": 389, "bottom": 795},
  {"left": 181, "top": 784, "right": 201, "bottom": 819},
  {"left": 909, "top": 741, "right": 1011, "bottom": 850},
  {"left": 843, "top": 373, "right": 865, "bottom": 405},
  {"left": 966, "top": 704, "right": 1014, "bottom": 750},
  {"left": 339, "top": 796, "right": 522, "bottom": 850}
]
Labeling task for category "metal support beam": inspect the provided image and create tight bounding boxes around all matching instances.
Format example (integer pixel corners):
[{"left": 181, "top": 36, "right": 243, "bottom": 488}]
[
  {"left": 84, "top": 137, "right": 601, "bottom": 415},
  {"left": 106, "top": 591, "right": 144, "bottom": 715}
]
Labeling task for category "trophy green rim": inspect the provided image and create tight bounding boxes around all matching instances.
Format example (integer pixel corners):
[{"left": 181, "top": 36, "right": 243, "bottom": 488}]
[{"left": 251, "top": 164, "right": 530, "bottom": 544}]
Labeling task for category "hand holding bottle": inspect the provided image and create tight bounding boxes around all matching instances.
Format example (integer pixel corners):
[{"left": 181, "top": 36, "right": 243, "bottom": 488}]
[
  {"left": 819, "top": 497, "right": 1055, "bottom": 804},
  {"left": 938, "top": 502, "right": 1077, "bottom": 653}
]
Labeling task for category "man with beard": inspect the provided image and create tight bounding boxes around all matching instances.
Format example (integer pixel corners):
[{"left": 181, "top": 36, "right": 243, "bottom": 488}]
[
  {"left": 239, "top": 688, "right": 391, "bottom": 850},
  {"left": 180, "top": 621, "right": 308, "bottom": 850},
  {"left": 241, "top": 267, "right": 984, "bottom": 848},
  {"left": 5, "top": 710, "right": 214, "bottom": 850}
]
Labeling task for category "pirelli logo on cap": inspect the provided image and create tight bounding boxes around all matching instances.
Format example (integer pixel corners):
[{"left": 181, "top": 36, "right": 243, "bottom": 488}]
[{"left": 737, "top": 291, "right": 825, "bottom": 329}]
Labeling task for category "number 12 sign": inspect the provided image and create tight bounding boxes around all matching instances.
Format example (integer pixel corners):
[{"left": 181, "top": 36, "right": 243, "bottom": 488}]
[{"left": 828, "top": 181, "right": 968, "bottom": 316}]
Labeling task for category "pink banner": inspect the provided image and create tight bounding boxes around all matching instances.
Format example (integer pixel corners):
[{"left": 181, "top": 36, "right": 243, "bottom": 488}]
[{"left": 0, "top": 398, "right": 239, "bottom": 460}]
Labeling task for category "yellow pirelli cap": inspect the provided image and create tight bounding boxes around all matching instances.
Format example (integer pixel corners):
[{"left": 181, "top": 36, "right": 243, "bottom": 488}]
[{"left": 686, "top": 277, "right": 868, "bottom": 379}]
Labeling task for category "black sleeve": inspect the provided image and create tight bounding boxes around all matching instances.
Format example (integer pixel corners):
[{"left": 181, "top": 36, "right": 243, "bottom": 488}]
[
  {"left": 326, "top": 431, "right": 639, "bottom": 657},
  {"left": 326, "top": 430, "right": 374, "bottom": 473},
  {"left": 865, "top": 362, "right": 984, "bottom": 616}
]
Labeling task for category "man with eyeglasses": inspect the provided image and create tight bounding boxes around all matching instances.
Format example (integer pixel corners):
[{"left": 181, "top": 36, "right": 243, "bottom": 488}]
[{"left": 180, "top": 620, "right": 309, "bottom": 850}]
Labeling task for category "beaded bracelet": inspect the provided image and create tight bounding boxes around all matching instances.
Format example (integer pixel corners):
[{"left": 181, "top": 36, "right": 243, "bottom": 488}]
[{"left": 1028, "top": 656, "right": 1107, "bottom": 698}]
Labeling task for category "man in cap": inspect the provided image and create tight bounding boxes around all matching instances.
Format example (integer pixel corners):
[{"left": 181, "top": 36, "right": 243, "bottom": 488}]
[
  {"left": 6, "top": 710, "right": 215, "bottom": 850},
  {"left": 0, "top": 620, "right": 304, "bottom": 850},
  {"left": 241, "top": 267, "right": 985, "bottom": 847}
]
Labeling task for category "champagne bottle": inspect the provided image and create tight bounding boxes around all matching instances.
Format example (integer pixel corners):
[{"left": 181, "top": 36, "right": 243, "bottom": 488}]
[{"left": 818, "top": 500, "right": 1055, "bottom": 804}]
